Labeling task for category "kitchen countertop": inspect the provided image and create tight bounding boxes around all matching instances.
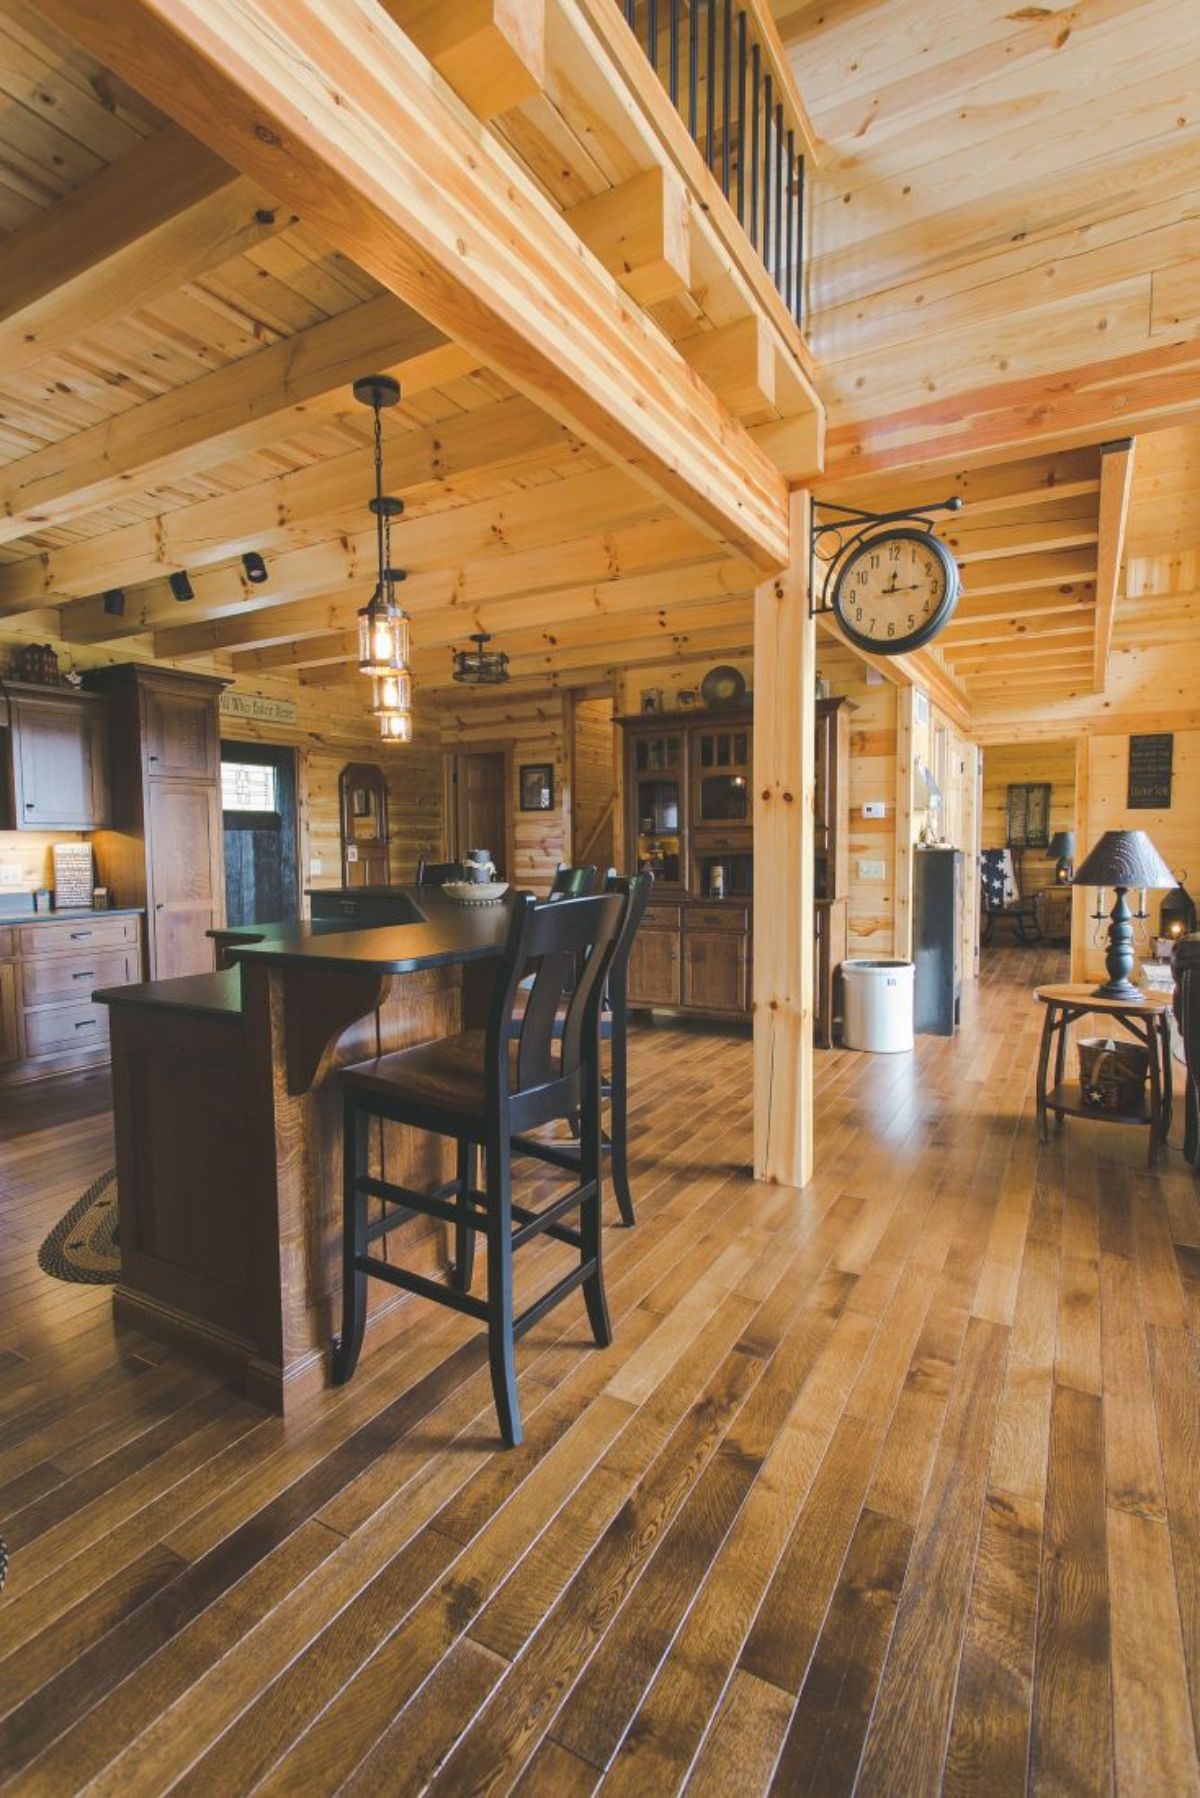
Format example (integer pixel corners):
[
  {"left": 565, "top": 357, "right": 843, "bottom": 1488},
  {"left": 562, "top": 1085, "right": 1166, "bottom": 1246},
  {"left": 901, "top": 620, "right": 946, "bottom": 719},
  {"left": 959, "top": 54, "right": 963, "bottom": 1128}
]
[{"left": 0, "top": 904, "right": 145, "bottom": 925}]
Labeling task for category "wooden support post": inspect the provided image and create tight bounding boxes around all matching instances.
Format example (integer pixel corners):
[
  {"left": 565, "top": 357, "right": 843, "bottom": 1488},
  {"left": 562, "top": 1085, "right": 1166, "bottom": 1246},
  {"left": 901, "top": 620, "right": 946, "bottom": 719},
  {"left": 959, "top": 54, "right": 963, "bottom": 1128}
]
[
  {"left": 1071, "top": 734, "right": 1092, "bottom": 984},
  {"left": 894, "top": 687, "right": 915, "bottom": 961},
  {"left": 753, "top": 489, "right": 815, "bottom": 1188},
  {"left": 1092, "top": 437, "right": 1136, "bottom": 693}
]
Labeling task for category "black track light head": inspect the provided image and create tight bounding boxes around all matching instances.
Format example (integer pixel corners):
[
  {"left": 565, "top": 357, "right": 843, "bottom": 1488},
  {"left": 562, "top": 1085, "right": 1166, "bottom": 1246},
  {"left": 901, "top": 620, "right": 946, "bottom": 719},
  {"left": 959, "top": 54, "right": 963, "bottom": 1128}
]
[
  {"left": 169, "top": 571, "right": 195, "bottom": 603},
  {"left": 103, "top": 588, "right": 125, "bottom": 617},
  {"left": 242, "top": 551, "right": 268, "bottom": 585}
]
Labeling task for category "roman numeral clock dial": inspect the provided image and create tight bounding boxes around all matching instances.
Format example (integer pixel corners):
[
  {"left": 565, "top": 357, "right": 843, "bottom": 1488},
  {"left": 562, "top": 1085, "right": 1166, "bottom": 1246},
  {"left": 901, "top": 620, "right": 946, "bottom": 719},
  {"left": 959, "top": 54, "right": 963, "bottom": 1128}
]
[{"left": 830, "top": 525, "right": 961, "bottom": 656}]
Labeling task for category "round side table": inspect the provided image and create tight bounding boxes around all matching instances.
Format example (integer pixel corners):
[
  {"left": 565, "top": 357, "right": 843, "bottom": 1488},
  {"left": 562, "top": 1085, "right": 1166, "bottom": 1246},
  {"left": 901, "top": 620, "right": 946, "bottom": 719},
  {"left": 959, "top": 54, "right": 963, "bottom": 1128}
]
[{"left": 1034, "top": 983, "right": 1173, "bottom": 1165}]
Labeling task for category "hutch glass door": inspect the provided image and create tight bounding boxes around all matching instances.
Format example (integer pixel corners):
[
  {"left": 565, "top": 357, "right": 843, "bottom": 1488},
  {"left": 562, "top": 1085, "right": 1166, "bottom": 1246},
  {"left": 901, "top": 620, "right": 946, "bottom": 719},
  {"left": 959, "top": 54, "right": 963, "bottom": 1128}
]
[{"left": 632, "top": 729, "right": 685, "bottom": 888}]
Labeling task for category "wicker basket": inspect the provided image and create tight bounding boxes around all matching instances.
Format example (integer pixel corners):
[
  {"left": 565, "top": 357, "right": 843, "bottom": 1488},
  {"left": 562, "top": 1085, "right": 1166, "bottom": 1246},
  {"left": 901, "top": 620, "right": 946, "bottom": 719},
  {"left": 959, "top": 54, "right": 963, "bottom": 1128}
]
[{"left": 1077, "top": 1036, "right": 1149, "bottom": 1113}]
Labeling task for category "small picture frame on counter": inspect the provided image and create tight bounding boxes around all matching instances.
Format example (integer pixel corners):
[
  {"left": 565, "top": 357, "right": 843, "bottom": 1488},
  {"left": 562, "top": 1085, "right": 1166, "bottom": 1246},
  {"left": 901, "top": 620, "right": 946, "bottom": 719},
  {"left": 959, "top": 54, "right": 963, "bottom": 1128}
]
[
  {"left": 92, "top": 887, "right": 110, "bottom": 911},
  {"left": 33, "top": 888, "right": 52, "bottom": 913}
]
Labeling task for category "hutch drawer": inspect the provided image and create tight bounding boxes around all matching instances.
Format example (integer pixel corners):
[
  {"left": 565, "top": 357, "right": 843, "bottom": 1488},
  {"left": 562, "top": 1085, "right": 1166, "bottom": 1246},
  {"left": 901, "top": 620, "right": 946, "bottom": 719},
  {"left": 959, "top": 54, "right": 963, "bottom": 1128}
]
[
  {"left": 21, "top": 946, "right": 138, "bottom": 1007},
  {"left": 686, "top": 904, "right": 749, "bottom": 932},
  {"left": 17, "top": 914, "right": 139, "bottom": 958},
  {"left": 24, "top": 998, "right": 110, "bottom": 1058}
]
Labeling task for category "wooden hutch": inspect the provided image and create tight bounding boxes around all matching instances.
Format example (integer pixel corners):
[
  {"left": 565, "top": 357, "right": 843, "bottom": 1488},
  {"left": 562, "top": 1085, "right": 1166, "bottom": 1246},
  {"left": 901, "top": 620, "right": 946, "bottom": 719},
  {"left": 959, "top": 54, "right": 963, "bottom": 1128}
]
[{"left": 621, "top": 698, "right": 851, "bottom": 1043}]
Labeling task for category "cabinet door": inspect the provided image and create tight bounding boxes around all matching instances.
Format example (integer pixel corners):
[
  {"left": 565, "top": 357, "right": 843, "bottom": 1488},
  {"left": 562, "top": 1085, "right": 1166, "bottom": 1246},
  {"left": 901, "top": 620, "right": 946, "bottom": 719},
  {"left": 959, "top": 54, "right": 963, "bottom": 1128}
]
[
  {"left": 0, "top": 962, "right": 18, "bottom": 1065},
  {"left": 813, "top": 707, "right": 832, "bottom": 853},
  {"left": 682, "top": 928, "right": 749, "bottom": 1014},
  {"left": 10, "top": 693, "right": 109, "bottom": 828},
  {"left": 630, "top": 730, "right": 686, "bottom": 891},
  {"left": 626, "top": 928, "right": 681, "bottom": 1006},
  {"left": 147, "top": 780, "right": 223, "bottom": 979},
  {"left": 143, "top": 685, "right": 219, "bottom": 780}
]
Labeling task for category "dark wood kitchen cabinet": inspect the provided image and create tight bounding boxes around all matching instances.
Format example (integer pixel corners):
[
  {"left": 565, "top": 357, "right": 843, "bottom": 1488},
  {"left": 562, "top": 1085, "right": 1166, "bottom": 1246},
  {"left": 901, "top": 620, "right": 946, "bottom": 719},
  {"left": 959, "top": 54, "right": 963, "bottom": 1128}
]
[
  {"left": 0, "top": 682, "right": 110, "bottom": 829},
  {"left": 86, "top": 665, "right": 228, "bottom": 980}
]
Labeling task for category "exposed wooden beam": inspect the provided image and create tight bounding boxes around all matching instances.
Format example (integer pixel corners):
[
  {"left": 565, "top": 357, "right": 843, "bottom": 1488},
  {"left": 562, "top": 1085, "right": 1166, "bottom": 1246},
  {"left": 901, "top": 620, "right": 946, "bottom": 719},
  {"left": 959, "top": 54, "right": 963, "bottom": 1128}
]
[
  {"left": 155, "top": 550, "right": 750, "bottom": 660},
  {"left": 41, "top": 0, "right": 789, "bottom": 570},
  {"left": 815, "top": 612, "right": 971, "bottom": 732},
  {"left": 0, "top": 397, "right": 568, "bottom": 609},
  {"left": 384, "top": 0, "right": 545, "bottom": 119},
  {"left": 58, "top": 466, "right": 677, "bottom": 642},
  {"left": 753, "top": 490, "right": 815, "bottom": 1188},
  {"left": 1092, "top": 438, "right": 1137, "bottom": 692},
  {"left": 962, "top": 550, "right": 1099, "bottom": 598},
  {"left": 0, "top": 122, "right": 283, "bottom": 376},
  {"left": 680, "top": 318, "right": 776, "bottom": 424},
  {"left": 0, "top": 295, "right": 460, "bottom": 548},
  {"left": 567, "top": 167, "right": 691, "bottom": 306}
]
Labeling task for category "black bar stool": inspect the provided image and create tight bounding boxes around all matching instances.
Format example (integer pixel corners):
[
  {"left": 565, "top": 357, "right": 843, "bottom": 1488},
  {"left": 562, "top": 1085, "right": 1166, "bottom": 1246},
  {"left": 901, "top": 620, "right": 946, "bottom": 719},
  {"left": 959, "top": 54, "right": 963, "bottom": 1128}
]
[
  {"left": 548, "top": 862, "right": 596, "bottom": 898},
  {"left": 507, "top": 870, "right": 651, "bottom": 1229},
  {"left": 332, "top": 889, "right": 626, "bottom": 1446},
  {"left": 415, "top": 857, "right": 466, "bottom": 886}
]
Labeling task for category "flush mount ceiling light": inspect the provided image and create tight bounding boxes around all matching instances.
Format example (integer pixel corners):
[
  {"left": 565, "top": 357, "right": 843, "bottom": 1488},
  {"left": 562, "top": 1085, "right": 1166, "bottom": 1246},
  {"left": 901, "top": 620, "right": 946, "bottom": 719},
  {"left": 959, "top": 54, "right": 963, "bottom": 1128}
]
[
  {"left": 354, "top": 376, "right": 411, "bottom": 700},
  {"left": 169, "top": 571, "right": 194, "bottom": 603},
  {"left": 452, "top": 631, "right": 510, "bottom": 686},
  {"left": 242, "top": 551, "right": 268, "bottom": 585}
]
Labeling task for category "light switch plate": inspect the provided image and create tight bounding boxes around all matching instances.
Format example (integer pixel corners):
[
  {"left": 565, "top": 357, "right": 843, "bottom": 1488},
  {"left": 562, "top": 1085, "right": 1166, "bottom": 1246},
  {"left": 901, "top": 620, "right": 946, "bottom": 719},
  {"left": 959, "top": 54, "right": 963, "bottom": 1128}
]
[
  {"left": 858, "top": 859, "right": 886, "bottom": 881},
  {"left": 310, "top": 857, "right": 322, "bottom": 876},
  {"left": 863, "top": 801, "right": 887, "bottom": 819}
]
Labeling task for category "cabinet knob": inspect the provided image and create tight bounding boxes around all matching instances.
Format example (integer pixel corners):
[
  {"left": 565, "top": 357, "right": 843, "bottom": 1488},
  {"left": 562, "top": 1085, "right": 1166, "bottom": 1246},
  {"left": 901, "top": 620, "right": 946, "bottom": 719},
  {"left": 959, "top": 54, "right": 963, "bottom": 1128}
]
[
  {"left": 156, "top": 903, "right": 165, "bottom": 911},
  {"left": 24, "top": 801, "right": 34, "bottom": 809}
]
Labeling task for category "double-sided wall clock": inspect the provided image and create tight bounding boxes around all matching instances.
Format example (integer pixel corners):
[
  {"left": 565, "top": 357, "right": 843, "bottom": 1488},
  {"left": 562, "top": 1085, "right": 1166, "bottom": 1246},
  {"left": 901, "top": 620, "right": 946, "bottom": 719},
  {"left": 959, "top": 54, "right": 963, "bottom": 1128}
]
[{"left": 811, "top": 498, "right": 963, "bottom": 656}]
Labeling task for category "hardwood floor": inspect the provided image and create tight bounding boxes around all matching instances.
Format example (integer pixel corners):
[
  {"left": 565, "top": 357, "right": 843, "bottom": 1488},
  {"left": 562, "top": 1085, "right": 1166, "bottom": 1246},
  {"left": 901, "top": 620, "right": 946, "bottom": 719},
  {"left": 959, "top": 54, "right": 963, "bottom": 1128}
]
[{"left": 1, "top": 948, "right": 1198, "bottom": 1794}]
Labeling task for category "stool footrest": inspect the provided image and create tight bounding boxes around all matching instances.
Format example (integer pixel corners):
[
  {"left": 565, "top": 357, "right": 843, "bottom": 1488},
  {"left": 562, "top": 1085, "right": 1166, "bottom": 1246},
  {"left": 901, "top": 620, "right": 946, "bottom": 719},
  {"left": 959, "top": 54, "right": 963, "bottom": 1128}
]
[
  {"left": 512, "top": 1134, "right": 611, "bottom": 1172},
  {"left": 359, "top": 1174, "right": 489, "bottom": 1236},
  {"left": 514, "top": 1261, "right": 595, "bottom": 1339},
  {"left": 356, "top": 1253, "right": 489, "bottom": 1322},
  {"left": 510, "top": 1181, "right": 594, "bottom": 1249}
]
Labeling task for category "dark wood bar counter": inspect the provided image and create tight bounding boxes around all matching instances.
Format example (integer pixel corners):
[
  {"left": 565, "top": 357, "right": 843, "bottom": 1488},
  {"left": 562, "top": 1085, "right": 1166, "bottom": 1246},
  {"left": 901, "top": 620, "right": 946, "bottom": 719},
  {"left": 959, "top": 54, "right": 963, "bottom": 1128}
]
[{"left": 96, "top": 890, "right": 519, "bottom": 1410}]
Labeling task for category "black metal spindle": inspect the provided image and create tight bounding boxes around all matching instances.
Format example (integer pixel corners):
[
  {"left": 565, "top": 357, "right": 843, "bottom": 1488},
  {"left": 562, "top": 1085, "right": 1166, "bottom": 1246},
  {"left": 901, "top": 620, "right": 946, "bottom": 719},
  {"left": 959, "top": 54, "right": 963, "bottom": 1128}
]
[
  {"left": 794, "top": 152, "right": 805, "bottom": 325},
  {"left": 762, "top": 72, "right": 772, "bottom": 276},
  {"left": 720, "top": 0, "right": 732, "bottom": 196},
  {"left": 786, "top": 130, "right": 796, "bottom": 319},
  {"left": 749, "top": 42, "right": 760, "bottom": 250},
  {"left": 688, "top": 0, "right": 699, "bottom": 136},
  {"left": 669, "top": 0, "right": 679, "bottom": 106},
  {"left": 647, "top": 0, "right": 658, "bottom": 74},
  {"left": 624, "top": 0, "right": 636, "bottom": 27},
  {"left": 774, "top": 102, "right": 784, "bottom": 300},
  {"left": 705, "top": 0, "right": 716, "bottom": 175},
  {"left": 735, "top": 11, "right": 746, "bottom": 225}
]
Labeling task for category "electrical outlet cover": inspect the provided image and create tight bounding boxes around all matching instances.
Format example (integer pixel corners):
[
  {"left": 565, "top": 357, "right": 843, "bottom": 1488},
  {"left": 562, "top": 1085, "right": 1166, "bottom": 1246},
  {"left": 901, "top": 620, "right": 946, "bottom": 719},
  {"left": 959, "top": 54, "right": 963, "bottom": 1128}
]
[
  {"left": 858, "top": 859, "right": 886, "bottom": 881},
  {"left": 863, "top": 801, "right": 887, "bottom": 819}
]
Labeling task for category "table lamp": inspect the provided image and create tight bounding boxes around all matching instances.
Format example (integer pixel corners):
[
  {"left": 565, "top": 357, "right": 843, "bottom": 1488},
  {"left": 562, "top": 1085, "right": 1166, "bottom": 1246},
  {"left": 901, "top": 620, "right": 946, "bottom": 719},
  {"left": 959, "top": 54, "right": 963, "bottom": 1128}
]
[
  {"left": 1047, "top": 830, "right": 1075, "bottom": 883},
  {"left": 1074, "top": 829, "right": 1175, "bottom": 1000}
]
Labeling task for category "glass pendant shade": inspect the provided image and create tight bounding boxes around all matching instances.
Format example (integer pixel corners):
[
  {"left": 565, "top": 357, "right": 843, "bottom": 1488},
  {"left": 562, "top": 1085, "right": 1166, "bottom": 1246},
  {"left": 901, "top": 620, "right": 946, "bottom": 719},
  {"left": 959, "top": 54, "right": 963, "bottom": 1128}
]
[
  {"left": 378, "top": 709, "right": 413, "bottom": 744},
  {"left": 452, "top": 631, "right": 510, "bottom": 685},
  {"left": 372, "top": 670, "right": 412, "bottom": 715},
  {"left": 357, "top": 596, "right": 410, "bottom": 676}
]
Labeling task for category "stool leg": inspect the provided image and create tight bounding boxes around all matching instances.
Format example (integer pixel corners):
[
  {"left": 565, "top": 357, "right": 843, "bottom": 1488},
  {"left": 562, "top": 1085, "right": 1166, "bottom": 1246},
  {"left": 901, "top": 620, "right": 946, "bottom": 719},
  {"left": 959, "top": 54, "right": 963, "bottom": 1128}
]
[
  {"left": 580, "top": 1052, "right": 613, "bottom": 1350},
  {"left": 1185, "top": 1075, "right": 1199, "bottom": 1166},
  {"left": 452, "top": 1138, "right": 477, "bottom": 1293},
  {"left": 608, "top": 1010, "right": 635, "bottom": 1229},
  {"left": 485, "top": 1133, "right": 521, "bottom": 1448},
  {"left": 332, "top": 1091, "right": 368, "bottom": 1385},
  {"left": 1036, "top": 1006, "right": 1055, "bottom": 1143}
]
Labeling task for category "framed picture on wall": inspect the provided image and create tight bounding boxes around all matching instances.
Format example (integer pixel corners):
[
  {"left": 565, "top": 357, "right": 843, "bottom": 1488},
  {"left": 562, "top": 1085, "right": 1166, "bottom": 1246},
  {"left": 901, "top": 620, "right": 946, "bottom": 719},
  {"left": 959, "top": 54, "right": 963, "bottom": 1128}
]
[
  {"left": 1006, "top": 781, "right": 1051, "bottom": 849},
  {"left": 519, "top": 762, "right": 554, "bottom": 812}
]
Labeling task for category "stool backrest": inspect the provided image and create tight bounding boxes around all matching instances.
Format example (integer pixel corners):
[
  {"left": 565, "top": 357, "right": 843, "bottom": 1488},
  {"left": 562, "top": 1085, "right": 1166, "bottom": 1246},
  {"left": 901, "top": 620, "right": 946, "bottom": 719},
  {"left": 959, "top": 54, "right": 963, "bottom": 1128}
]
[
  {"left": 548, "top": 862, "right": 597, "bottom": 899},
  {"left": 416, "top": 858, "right": 466, "bottom": 886},
  {"left": 490, "top": 891, "right": 624, "bottom": 1125},
  {"left": 602, "top": 870, "right": 653, "bottom": 1009}
]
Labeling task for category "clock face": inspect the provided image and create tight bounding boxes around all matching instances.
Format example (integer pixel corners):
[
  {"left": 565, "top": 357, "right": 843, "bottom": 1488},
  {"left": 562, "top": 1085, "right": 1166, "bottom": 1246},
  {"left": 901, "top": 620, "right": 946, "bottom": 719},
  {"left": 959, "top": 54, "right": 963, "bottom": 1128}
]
[{"left": 831, "top": 527, "right": 960, "bottom": 656}]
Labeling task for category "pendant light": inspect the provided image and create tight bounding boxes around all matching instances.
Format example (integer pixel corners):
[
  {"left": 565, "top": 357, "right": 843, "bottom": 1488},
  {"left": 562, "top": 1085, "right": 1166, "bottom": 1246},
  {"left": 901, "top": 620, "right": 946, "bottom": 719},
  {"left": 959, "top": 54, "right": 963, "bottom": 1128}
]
[
  {"left": 354, "top": 374, "right": 411, "bottom": 684},
  {"left": 452, "top": 631, "right": 510, "bottom": 686}
]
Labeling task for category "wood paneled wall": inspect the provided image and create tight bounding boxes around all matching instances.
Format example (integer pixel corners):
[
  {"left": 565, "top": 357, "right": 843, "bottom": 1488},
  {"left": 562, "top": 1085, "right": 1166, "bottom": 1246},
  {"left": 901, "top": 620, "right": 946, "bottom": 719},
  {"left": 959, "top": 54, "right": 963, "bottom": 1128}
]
[
  {"left": 981, "top": 739, "right": 1077, "bottom": 899},
  {"left": 571, "top": 695, "right": 615, "bottom": 868},
  {"left": 440, "top": 690, "right": 569, "bottom": 893},
  {"left": 1073, "top": 729, "right": 1200, "bottom": 981},
  {"left": 819, "top": 644, "right": 899, "bottom": 957}
]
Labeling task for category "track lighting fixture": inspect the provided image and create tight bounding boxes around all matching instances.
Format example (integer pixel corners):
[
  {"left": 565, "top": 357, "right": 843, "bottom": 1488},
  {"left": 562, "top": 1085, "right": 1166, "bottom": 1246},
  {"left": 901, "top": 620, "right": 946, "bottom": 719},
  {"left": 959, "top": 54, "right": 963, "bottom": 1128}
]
[
  {"left": 169, "top": 571, "right": 195, "bottom": 603},
  {"left": 103, "top": 588, "right": 125, "bottom": 617},
  {"left": 242, "top": 551, "right": 268, "bottom": 585}
]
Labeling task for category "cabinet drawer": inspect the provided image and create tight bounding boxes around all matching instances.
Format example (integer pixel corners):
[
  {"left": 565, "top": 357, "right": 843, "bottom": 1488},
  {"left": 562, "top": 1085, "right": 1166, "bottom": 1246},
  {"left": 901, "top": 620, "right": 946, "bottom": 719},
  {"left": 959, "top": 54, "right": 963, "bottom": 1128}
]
[
  {"left": 21, "top": 947, "right": 138, "bottom": 1007},
  {"left": 643, "top": 904, "right": 681, "bottom": 930},
  {"left": 686, "top": 905, "right": 748, "bottom": 932},
  {"left": 18, "top": 915, "right": 139, "bottom": 958},
  {"left": 23, "top": 998, "right": 109, "bottom": 1057}
]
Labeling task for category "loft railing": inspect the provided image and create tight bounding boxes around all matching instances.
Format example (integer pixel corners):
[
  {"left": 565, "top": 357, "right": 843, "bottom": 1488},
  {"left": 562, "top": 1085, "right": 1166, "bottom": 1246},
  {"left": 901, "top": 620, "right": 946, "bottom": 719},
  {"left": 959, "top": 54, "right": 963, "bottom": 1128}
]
[{"left": 620, "top": 0, "right": 807, "bottom": 326}]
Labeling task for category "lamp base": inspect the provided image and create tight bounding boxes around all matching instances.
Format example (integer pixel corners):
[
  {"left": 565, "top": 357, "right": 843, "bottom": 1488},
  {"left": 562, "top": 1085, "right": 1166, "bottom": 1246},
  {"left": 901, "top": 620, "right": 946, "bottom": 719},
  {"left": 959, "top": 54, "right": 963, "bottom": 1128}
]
[{"left": 1092, "top": 977, "right": 1142, "bottom": 1002}]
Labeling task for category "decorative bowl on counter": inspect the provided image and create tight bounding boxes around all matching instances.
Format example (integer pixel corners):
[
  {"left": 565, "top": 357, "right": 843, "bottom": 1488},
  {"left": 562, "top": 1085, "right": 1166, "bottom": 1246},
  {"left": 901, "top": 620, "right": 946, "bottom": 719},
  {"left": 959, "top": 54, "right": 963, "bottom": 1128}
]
[{"left": 443, "top": 880, "right": 510, "bottom": 905}]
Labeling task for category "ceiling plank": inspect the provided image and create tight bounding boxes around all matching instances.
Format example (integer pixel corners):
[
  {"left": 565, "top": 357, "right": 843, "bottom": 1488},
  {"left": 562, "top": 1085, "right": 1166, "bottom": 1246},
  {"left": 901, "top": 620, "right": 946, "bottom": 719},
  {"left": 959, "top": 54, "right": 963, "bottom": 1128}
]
[
  {"left": 40, "top": 0, "right": 790, "bottom": 571},
  {"left": 0, "top": 121, "right": 283, "bottom": 377},
  {"left": 0, "top": 294, "right": 459, "bottom": 549},
  {"left": 1092, "top": 437, "right": 1137, "bottom": 693},
  {"left": 0, "top": 396, "right": 569, "bottom": 609}
]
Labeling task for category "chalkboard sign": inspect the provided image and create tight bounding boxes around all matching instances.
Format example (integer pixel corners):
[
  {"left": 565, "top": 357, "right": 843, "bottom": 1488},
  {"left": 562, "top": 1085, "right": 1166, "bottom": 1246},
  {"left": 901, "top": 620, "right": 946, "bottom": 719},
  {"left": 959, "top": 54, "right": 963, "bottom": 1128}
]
[{"left": 1128, "top": 733, "right": 1173, "bottom": 809}]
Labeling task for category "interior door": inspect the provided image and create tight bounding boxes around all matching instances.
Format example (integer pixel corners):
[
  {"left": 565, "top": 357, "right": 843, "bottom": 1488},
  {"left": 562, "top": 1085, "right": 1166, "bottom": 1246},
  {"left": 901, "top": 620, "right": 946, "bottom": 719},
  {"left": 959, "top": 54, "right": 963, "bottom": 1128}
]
[
  {"left": 147, "top": 779, "right": 223, "bottom": 979},
  {"left": 221, "top": 742, "right": 300, "bottom": 927},
  {"left": 453, "top": 752, "right": 507, "bottom": 878}
]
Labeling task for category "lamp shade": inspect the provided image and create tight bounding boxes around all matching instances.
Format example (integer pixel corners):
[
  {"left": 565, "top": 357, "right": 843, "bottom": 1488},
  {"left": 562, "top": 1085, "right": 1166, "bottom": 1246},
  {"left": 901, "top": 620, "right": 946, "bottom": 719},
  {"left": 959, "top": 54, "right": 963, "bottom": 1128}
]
[
  {"left": 1073, "top": 829, "right": 1175, "bottom": 890},
  {"left": 1047, "top": 830, "right": 1075, "bottom": 861}
]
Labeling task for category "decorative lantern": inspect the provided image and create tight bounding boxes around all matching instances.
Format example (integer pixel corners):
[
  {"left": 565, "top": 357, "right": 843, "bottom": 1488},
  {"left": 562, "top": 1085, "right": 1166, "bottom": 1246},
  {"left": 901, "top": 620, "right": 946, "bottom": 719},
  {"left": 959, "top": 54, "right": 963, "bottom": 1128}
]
[
  {"left": 1160, "top": 875, "right": 1197, "bottom": 942},
  {"left": 353, "top": 374, "right": 411, "bottom": 680}
]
